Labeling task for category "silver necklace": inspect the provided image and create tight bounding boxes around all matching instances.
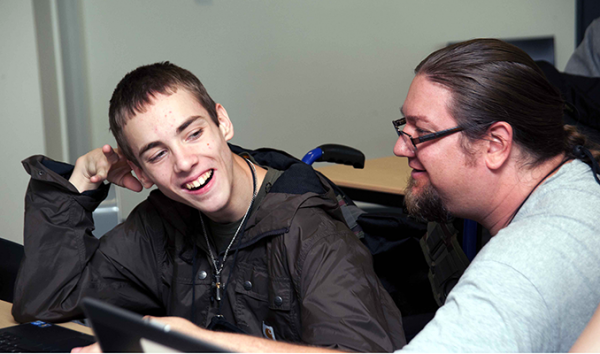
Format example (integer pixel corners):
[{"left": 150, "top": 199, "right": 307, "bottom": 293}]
[{"left": 200, "top": 158, "right": 257, "bottom": 301}]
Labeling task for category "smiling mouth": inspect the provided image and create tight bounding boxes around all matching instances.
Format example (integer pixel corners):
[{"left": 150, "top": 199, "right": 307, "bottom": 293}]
[{"left": 184, "top": 170, "right": 214, "bottom": 191}]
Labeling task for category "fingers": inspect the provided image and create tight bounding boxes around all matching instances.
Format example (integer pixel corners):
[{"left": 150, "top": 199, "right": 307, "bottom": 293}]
[
  {"left": 121, "top": 172, "right": 143, "bottom": 192},
  {"left": 99, "top": 145, "right": 147, "bottom": 192},
  {"left": 71, "top": 145, "right": 144, "bottom": 193},
  {"left": 71, "top": 342, "right": 101, "bottom": 353},
  {"left": 90, "top": 145, "right": 122, "bottom": 184},
  {"left": 70, "top": 145, "right": 127, "bottom": 193},
  {"left": 102, "top": 145, "right": 120, "bottom": 165},
  {"left": 88, "top": 158, "right": 112, "bottom": 183},
  {"left": 89, "top": 166, "right": 110, "bottom": 183}
]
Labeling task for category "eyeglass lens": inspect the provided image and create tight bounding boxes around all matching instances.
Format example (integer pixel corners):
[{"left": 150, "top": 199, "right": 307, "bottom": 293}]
[{"left": 393, "top": 119, "right": 417, "bottom": 152}]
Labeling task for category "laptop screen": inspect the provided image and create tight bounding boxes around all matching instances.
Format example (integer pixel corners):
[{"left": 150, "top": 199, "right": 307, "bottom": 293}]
[{"left": 81, "top": 297, "right": 229, "bottom": 353}]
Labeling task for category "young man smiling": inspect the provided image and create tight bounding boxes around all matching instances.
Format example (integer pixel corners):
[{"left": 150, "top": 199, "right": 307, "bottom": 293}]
[{"left": 13, "top": 62, "right": 405, "bottom": 352}]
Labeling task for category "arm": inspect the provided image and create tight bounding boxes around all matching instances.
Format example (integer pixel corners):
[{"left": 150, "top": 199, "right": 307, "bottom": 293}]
[
  {"left": 149, "top": 316, "right": 341, "bottom": 353},
  {"left": 571, "top": 304, "right": 600, "bottom": 353},
  {"left": 401, "top": 260, "right": 551, "bottom": 352},
  {"left": 12, "top": 151, "right": 157, "bottom": 323},
  {"left": 565, "top": 18, "right": 600, "bottom": 77},
  {"left": 72, "top": 316, "right": 342, "bottom": 353}
]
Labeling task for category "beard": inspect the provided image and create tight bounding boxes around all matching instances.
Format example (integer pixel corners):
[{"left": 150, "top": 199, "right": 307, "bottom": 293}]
[{"left": 404, "top": 176, "right": 451, "bottom": 223}]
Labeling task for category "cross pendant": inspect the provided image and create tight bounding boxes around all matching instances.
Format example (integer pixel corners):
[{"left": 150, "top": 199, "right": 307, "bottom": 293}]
[{"left": 214, "top": 274, "right": 222, "bottom": 301}]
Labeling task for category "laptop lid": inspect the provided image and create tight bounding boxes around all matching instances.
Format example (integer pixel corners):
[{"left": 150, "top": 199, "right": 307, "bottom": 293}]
[{"left": 81, "top": 297, "right": 229, "bottom": 353}]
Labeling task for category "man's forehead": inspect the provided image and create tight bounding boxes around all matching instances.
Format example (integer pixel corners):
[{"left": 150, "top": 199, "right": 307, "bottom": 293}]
[
  {"left": 400, "top": 106, "right": 433, "bottom": 124},
  {"left": 401, "top": 74, "right": 458, "bottom": 124}
]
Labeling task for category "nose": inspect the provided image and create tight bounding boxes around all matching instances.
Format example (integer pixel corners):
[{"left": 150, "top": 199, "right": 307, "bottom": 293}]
[
  {"left": 393, "top": 135, "right": 415, "bottom": 158},
  {"left": 172, "top": 145, "right": 198, "bottom": 173}
]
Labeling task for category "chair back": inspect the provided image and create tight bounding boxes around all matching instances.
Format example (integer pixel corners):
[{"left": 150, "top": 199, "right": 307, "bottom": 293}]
[{"left": 0, "top": 238, "right": 24, "bottom": 303}]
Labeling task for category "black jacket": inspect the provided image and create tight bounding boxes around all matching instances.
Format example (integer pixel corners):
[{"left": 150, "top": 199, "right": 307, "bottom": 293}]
[{"left": 12, "top": 146, "right": 406, "bottom": 352}]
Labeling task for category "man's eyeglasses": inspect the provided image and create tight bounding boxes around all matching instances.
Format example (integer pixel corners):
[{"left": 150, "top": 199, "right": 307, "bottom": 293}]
[{"left": 392, "top": 117, "right": 464, "bottom": 152}]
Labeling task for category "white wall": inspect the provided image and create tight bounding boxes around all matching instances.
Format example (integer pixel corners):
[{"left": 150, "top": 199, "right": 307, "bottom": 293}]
[
  {"left": 83, "top": 1, "right": 576, "bottom": 157},
  {"left": 77, "top": 0, "right": 576, "bottom": 216},
  {"left": 0, "top": 0, "right": 46, "bottom": 244},
  {"left": 3, "top": 0, "right": 577, "bottom": 240}
]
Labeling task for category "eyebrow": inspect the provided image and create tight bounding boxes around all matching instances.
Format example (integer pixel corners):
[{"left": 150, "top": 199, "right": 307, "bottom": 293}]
[
  {"left": 138, "top": 115, "right": 204, "bottom": 159},
  {"left": 400, "top": 107, "right": 430, "bottom": 125},
  {"left": 176, "top": 115, "right": 202, "bottom": 135},
  {"left": 400, "top": 107, "right": 423, "bottom": 120},
  {"left": 138, "top": 141, "right": 162, "bottom": 159}
]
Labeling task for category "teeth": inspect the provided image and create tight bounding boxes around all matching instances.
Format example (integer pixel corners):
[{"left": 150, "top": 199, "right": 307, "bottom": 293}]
[{"left": 186, "top": 170, "right": 213, "bottom": 190}]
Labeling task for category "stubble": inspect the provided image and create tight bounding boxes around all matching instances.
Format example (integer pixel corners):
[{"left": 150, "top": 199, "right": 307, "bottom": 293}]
[{"left": 404, "top": 176, "right": 451, "bottom": 223}]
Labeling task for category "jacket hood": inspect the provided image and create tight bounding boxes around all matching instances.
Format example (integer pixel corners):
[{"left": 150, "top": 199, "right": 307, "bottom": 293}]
[{"left": 230, "top": 144, "right": 327, "bottom": 196}]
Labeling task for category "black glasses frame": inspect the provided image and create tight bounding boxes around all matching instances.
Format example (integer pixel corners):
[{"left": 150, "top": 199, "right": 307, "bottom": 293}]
[{"left": 393, "top": 117, "right": 464, "bottom": 151}]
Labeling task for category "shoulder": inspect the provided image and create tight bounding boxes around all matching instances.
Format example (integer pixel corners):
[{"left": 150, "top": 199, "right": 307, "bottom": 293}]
[
  {"left": 286, "top": 196, "right": 364, "bottom": 251},
  {"left": 456, "top": 162, "right": 600, "bottom": 349},
  {"left": 102, "top": 189, "right": 186, "bottom": 249},
  {"left": 479, "top": 184, "right": 600, "bottom": 291},
  {"left": 512, "top": 160, "right": 600, "bottom": 235},
  {"left": 255, "top": 188, "right": 368, "bottom": 261},
  {"left": 565, "top": 19, "right": 600, "bottom": 76},
  {"left": 284, "top": 203, "right": 372, "bottom": 282}
]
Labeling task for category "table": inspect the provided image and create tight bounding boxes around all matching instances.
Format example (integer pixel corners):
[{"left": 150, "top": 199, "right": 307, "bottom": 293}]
[
  {"left": 316, "top": 156, "right": 411, "bottom": 207},
  {"left": 0, "top": 300, "right": 93, "bottom": 335}
]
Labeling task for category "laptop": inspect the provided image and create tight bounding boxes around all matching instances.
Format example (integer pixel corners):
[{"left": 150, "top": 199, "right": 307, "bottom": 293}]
[
  {"left": 0, "top": 320, "right": 95, "bottom": 352},
  {"left": 81, "top": 297, "right": 229, "bottom": 353}
]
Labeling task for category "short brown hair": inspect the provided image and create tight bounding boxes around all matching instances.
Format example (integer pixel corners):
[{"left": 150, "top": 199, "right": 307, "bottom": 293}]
[{"left": 109, "top": 62, "right": 218, "bottom": 167}]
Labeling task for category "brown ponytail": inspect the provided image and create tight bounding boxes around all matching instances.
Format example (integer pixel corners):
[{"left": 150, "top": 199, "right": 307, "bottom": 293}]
[{"left": 564, "top": 125, "right": 600, "bottom": 165}]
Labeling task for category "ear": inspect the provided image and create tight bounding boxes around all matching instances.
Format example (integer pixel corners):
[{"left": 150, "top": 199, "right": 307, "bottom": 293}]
[
  {"left": 484, "top": 121, "right": 513, "bottom": 171},
  {"left": 127, "top": 160, "right": 155, "bottom": 189},
  {"left": 215, "top": 103, "right": 234, "bottom": 141}
]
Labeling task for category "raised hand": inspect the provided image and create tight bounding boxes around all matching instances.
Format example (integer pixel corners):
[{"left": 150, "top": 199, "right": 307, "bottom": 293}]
[{"left": 69, "top": 145, "right": 143, "bottom": 193}]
